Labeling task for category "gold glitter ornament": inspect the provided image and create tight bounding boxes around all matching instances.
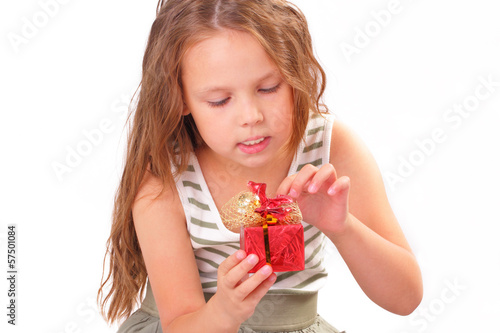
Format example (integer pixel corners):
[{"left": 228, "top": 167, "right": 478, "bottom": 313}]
[
  {"left": 220, "top": 183, "right": 303, "bottom": 233},
  {"left": 220, "top": 191, "right": 263, "bottom": 232}
]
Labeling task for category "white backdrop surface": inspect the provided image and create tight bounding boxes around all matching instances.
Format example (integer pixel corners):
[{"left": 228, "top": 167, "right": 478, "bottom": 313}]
[{"left": 1, "top": 0, "right": 499, "bottom": 332}]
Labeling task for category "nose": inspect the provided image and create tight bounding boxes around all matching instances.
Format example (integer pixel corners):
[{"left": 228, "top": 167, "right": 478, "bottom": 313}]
[{"left": 239, "top": 97, "right": 263, "bottom": 126}]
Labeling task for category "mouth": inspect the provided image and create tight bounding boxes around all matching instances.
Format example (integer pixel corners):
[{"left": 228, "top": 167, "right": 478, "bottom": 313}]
[
  {"left": 240, "top": 137, "right": 266, "bottom": 146},
  {"left": 237, "top": 136, "right": 271, "bottom": 154}
]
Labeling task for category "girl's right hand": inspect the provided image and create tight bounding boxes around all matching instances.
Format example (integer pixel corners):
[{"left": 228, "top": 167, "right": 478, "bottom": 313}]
[{"left": 208, "top": 250, "right": 277, "bottom": 329}]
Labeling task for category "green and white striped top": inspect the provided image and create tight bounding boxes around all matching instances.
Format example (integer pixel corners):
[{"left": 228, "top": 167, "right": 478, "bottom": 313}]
[{"left": 175, "top": 112, "right": 335, "bottom": 294}]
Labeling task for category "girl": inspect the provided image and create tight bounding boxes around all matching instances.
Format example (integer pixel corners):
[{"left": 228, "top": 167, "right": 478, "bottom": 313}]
[{"left": 98, "top": 0, "right": 423, "bottom": 332}]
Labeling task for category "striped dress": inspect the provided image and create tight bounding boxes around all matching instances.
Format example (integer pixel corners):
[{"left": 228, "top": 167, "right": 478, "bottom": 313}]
[{"left": 175, "top": 112, "right": 335, "bottom": 295}]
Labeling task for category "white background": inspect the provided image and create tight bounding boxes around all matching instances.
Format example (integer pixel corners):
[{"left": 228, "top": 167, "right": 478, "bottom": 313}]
[{"left": 1, "top": 0, "right": 499, "bottom": 332}]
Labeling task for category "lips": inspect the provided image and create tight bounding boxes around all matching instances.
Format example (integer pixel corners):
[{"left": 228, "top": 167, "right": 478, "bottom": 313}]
[{"left": 237, "top": 136, "right": 271, "bottom": 154}]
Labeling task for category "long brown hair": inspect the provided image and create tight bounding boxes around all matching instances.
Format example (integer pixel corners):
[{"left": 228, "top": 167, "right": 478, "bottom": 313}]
[{"left": 98, "top": 0, "right": 327, "bottom": 324}]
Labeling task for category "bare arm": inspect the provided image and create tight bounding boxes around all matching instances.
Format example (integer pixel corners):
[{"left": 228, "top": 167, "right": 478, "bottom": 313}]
[
  {"left": 277, "top": 120, "right": 423, "bottom": 315},
  {"left": 133, "top": 172, "right": 276, "bottom": 333}
]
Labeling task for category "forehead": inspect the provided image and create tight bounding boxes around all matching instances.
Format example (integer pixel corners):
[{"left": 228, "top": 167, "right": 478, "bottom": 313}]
[{"left": 181, "top": 29, "right": 280, "bottom": 91}]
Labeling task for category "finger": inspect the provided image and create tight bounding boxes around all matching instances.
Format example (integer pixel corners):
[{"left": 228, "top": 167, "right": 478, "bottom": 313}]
[
  {"left": 307, "top": 163, "right": 337, "bottom": 194},
  {"left": 243, "top": 272, "right": 277, "bottom": 304},
  {"left": 221, "top": 253, "right": 261, "bottom": 289},
  {"left": 276, "top": 174, "right": 296, "bottom": 197},
  {"left": 238, "top": 272, "right": 251, "bottom": 286},
  {"left": 287, "top": 164, "right": 319, "bottom": 198},
  {"left": 327, "top": 176, "right": 350, "bottom": 196},
  {"left": 217, "top": 250, "right": 247, "bottom": 277},
  {"left": 236, "top": 264, "right": 274, "bottom": 299},
  {"left": 326, "top": 176, "right": 350, "bottom": 211}
]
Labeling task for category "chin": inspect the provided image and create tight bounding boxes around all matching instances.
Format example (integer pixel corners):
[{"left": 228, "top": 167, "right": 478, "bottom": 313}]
[{"left": 241, "top": 154, "right": 277, "bottom": 169}]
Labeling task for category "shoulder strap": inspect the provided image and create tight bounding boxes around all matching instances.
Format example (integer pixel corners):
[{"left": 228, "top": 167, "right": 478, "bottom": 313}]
[{"left": 289, "top": 112, "right": 335, "bottom": 175}]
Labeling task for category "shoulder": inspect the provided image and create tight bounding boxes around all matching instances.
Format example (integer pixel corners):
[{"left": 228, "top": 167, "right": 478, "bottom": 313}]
[
  {"left": 328, "top": 117, "right": 385, "bottom": 179},
  {"left": 132, "top": 171, "right": 188, "bottom": 242},
  {"left": 328, "top": 119, "right": 413, "bottom": 251},
  {"left": 329, "top": 118, "right": 382, "bottom": 198},
  {"left": 133, "top": 171, "right": 184, "bottom": 220}
]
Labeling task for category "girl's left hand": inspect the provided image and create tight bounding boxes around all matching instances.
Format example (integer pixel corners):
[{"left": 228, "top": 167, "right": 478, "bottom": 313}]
[{"left": 276, "top": 163, "right": 351, "bottom": 236}]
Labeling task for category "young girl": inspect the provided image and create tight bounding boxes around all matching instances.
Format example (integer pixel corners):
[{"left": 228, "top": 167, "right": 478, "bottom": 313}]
[{"left": 98, "top": 0, "right": 423, "bottom": 332}]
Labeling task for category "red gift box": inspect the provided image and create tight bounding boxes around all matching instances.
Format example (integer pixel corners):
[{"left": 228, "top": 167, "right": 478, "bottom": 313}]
[{"left": 240, "top": 224, "right": 305, "bottom": 273}]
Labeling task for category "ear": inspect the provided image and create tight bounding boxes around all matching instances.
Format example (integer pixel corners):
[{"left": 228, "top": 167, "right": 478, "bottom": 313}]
[{"left": 182, "top": 103, "right": 191, "bottom": 116}]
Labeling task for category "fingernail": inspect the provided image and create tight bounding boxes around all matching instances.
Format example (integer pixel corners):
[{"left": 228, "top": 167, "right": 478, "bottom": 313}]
[
  {"left": 268, "top": 274, "right": 277, "bottom": 283},
  {"left": 247, "top": 254, "right": 258, "bottom": 265},
  {"left": 236, "top": 250, "right": 246, "bottom": 260},
  {"left": 327, "top": 186, "right": 336, "bottom": 195},
  {"left": 308, "top": 183, "right": 318, "bottom": 193},
  {"left": 260, "top": 265, "right": 272, "bottom": 275},
  {"left": 289, "top": 188, "right": 298, "bottom": 198}
]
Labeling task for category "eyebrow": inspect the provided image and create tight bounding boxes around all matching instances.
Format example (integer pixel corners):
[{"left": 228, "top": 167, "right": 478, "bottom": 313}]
[{"left": 196, "top": 71, "right": 281, "bottom": 95}]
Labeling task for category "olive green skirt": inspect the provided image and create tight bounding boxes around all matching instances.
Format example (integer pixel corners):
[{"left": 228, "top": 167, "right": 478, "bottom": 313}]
[{"left": 117, "top": 283, "right": 345, "bottom": 333}]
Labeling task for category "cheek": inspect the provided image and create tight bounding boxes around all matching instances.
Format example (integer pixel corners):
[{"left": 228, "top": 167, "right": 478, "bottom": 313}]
[
  {"left": 193, "top": 112, "right": 229, "bottom": 145},
  {"left": 269, "top": 111, "right": 292, "bottom": 136},
  {"left": 189, "top": 111, "right": 212, "bottom": 139},
  {"left": 268, "top": 94, "right": 294, "bottom": 135}
]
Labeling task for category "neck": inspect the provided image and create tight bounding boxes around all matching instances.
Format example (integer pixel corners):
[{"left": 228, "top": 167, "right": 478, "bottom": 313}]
[{"left": 196, "top": 147, "right": 295, "bottom": 197}]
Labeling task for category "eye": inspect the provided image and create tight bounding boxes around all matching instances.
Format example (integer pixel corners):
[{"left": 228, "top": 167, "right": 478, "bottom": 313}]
[
  {"left": 259, "top": 82, "right": 281, "bottom": 94},
  {"left": 208, "top": 97, "right": 230, "bottom": 108}
]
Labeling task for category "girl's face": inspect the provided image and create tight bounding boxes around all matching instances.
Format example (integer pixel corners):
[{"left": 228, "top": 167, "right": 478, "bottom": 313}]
[{"left": 181, "top": 29, "right": 294, "bottom": 170}]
